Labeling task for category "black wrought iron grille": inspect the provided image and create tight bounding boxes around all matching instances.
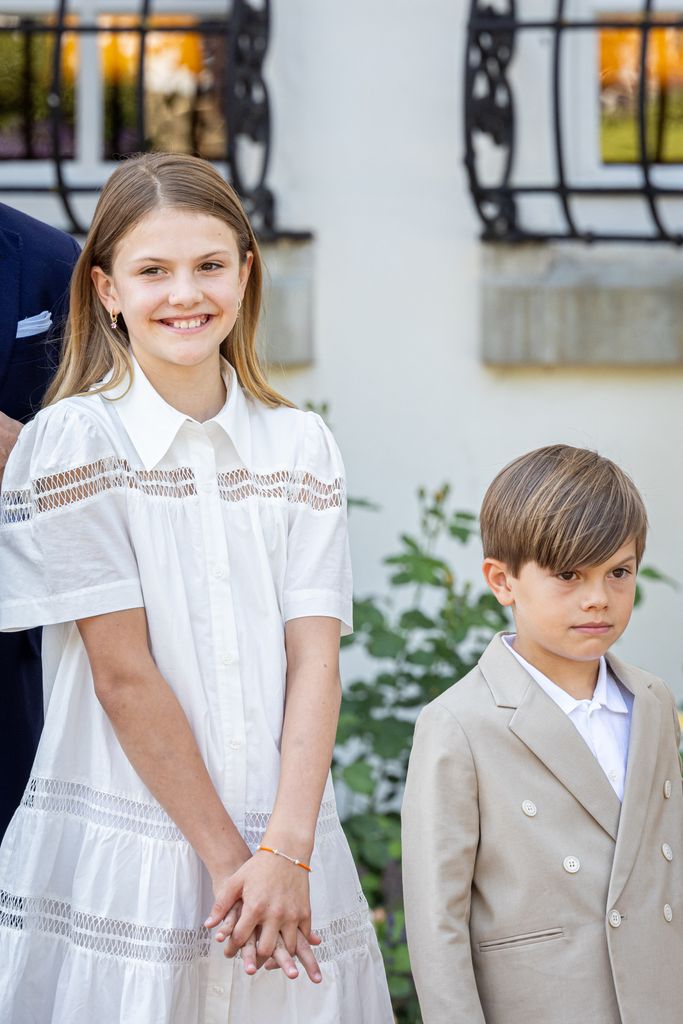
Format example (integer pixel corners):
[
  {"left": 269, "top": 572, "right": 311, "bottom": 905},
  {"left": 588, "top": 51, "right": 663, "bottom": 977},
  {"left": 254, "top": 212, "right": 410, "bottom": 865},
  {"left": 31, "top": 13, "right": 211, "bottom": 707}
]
[
  {"left": 0, "top": 0, "right": 304, "bottom": 239},
  {"left": 465, "top": 3, "right": 683, "bottom": 243}
]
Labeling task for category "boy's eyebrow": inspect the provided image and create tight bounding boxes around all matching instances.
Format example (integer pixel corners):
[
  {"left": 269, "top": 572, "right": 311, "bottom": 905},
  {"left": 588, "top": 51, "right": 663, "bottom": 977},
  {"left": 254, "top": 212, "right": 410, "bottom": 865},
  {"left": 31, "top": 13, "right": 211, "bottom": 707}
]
[{"left": 129, "top": 250, "right": 232, "bottom": 263}]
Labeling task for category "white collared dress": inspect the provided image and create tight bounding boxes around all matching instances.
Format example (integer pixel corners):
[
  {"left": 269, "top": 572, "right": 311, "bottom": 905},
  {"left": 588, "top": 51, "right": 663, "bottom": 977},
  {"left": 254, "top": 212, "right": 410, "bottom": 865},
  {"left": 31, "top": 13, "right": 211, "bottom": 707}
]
[{"left": 0, "top": 361, "right": 393, "bottom": 1024}]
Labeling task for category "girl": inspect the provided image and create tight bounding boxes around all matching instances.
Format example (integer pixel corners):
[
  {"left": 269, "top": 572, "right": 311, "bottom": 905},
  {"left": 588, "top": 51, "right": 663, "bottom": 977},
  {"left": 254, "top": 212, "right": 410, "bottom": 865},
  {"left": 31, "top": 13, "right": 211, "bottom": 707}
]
[{"left": 0, "top": 153, "right": 393, "bottom": 1023}]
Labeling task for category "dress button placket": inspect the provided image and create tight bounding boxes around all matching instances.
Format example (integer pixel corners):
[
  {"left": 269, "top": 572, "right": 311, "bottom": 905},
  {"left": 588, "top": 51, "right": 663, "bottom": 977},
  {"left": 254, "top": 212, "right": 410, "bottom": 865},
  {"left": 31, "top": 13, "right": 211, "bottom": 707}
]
[
  {"left": 196, "top": 434, "right": 246, "bottom": 1018},
  {"left": 194, "top": 432, "right": 247, "bottom": 814}
]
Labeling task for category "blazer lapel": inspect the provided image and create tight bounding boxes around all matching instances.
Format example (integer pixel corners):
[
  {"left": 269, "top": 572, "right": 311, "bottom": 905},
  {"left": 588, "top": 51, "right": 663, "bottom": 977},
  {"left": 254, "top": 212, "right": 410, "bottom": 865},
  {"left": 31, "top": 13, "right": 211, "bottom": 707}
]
[
  {"left": 606, "top": 653, "right": 662, "bottom": 906},
  {"left": 480, "top": 635, "right": 622, "bottom": 841},
  {"left": 0, "top": 225, "right": 21, "bottom": 399}
]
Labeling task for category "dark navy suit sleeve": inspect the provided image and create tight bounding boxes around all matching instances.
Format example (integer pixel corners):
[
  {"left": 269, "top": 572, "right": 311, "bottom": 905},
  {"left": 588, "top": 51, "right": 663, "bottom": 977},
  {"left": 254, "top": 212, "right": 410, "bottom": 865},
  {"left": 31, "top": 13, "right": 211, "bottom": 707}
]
[{"left": 0, "top": 204, "right": 80, "bottom": 838}]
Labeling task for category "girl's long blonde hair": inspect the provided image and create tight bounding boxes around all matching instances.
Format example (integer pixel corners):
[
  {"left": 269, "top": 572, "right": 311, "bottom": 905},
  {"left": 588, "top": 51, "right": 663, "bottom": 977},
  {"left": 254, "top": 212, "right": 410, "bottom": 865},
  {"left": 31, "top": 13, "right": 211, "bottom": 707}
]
[{"left": 45, "top": 152, "right": 293, "bottom": 408}]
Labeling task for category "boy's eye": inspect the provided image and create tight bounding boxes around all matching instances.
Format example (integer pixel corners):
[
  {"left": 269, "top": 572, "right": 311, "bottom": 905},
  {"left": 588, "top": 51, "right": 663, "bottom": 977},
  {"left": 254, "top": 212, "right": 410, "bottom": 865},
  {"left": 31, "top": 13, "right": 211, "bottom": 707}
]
[
  {"left": 611, "top": 567, "right": 632, "bottom": 579},
  {"left": 557, "top": 571, "right": 577, "bottom": 582}
]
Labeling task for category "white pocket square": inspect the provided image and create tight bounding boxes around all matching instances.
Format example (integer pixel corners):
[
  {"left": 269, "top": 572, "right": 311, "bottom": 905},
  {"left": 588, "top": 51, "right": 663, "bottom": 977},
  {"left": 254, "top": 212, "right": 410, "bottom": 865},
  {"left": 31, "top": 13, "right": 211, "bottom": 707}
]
[{"left": 16, "top": 310, "right": 52, "bottom": 339}]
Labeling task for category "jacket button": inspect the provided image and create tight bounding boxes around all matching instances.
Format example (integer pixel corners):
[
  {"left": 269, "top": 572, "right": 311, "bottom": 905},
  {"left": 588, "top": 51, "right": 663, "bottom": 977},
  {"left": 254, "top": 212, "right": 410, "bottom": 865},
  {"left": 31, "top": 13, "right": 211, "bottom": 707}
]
[
  {"left": 608, "top": 909, "right": 622, "bottom": 928},
  {"left": 664, "top": 904, "right": 673, "bottom": 923},
  {"left": 563, "top": 855, "right": 580, "bottom": 874},
  {"left": 521, "top": 800, "right": 537, "bottom": 817},
  {"left": 664, "top": 780, "right": 672, "bottom": 799},
  {"left": 662, "top": 843, "right": 674, "bottom": 862}
]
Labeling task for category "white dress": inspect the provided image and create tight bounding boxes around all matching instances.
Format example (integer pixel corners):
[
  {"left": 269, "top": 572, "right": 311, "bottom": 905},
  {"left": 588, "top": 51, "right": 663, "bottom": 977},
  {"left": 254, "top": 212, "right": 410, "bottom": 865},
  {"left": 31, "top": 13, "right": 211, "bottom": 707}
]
[{"left": 0, "top": 358, "right": 393, "bottom": 1024}]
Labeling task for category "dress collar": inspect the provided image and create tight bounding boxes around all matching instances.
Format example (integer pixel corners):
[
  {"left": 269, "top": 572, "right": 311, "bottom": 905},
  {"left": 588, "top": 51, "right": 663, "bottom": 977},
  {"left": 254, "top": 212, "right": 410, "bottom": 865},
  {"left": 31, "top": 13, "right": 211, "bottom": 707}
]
[{"left": 104, "top": 355, "right": 252, "bottom": 470}]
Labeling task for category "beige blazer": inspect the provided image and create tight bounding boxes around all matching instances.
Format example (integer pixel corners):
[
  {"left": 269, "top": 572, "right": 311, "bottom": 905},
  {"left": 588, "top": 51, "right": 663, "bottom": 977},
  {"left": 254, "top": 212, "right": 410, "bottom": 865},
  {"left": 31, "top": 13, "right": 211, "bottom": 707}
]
[{"left": 402, "top": 634, "right": 683, "bottom": 1024}]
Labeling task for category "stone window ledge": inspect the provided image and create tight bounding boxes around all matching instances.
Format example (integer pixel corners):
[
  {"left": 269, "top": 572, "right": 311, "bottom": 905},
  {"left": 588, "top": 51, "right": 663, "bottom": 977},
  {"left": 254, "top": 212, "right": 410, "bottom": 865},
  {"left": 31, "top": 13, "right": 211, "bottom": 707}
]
[{"left": 481, "top": 243, "right": 683, "bottom": 367}]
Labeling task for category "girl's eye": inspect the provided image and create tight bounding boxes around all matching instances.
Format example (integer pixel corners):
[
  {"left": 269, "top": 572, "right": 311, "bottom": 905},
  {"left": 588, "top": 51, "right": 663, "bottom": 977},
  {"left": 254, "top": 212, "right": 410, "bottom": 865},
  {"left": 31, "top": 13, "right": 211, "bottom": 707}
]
[
  {"left": 140, "top": 266, "right": 164, "bottom": 276},
  {"left": 200, "top": 261, "right": 223, "bottom": 272},
  {"left": 557, "top": 571, "right": 577, "bottom": 582}
]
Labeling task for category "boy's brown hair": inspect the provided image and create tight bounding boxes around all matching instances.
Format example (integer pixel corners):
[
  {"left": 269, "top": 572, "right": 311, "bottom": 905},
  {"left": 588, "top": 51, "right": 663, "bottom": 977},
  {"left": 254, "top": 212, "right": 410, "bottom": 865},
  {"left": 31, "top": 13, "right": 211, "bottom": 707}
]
[{"left": 480, "top": 445, "right": 648, "bottom": 576}]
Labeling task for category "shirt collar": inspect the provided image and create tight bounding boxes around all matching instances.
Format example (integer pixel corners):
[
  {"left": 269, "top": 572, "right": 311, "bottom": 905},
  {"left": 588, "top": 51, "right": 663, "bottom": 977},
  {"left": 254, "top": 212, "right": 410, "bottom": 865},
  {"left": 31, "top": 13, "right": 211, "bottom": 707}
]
[
  {"left": 105, "top": 355, "right": 253, "bottom": 470},
  {"left": 501, "top": 633, "right": 628, "bottom": 715}
]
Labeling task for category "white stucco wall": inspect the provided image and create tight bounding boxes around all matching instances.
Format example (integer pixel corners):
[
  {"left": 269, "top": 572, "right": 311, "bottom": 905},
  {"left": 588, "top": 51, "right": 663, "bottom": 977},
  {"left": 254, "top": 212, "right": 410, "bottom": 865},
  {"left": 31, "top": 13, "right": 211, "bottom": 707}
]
[{"left": 265, "top": 0, "right": 683, "bottom": 696}]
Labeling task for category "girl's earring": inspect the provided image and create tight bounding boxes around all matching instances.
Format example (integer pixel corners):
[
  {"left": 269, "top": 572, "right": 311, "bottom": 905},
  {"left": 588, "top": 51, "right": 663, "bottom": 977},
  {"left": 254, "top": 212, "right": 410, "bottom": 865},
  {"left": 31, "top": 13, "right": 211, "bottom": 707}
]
[
  {"left": 237, "top": 298, "right": 242, "bottom": 315},
  {"left": 110, "top": 308, "right": 119, "bottom": 330}
]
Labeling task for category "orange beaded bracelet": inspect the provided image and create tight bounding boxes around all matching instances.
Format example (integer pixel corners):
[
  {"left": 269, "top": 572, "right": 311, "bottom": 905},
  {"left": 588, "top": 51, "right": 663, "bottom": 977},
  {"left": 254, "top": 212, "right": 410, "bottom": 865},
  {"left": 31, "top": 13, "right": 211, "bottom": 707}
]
[{"left": 256, "top": 845, "right": 312, "bottom": 873}]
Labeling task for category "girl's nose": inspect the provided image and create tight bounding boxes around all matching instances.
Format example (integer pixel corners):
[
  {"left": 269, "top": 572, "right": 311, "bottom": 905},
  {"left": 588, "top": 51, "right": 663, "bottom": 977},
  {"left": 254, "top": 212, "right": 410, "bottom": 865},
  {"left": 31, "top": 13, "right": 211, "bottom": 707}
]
[{"left": 168, "top": 277, "right": 204, "bottom": 306}]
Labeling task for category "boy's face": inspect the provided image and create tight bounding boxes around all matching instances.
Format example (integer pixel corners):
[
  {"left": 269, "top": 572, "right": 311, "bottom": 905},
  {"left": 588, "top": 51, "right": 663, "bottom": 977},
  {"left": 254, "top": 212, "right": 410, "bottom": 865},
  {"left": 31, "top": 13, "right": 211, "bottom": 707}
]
[{"left": 484, "top": 539, "right": 638, "bottom": 667}]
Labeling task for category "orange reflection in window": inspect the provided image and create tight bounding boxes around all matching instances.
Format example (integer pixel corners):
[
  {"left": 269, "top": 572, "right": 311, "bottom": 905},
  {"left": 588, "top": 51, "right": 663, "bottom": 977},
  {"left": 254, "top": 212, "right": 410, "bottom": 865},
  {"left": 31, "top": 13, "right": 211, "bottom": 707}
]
[
  {"left": 600, "top": 15, "right": 683, "bottom": 163},
  {"left": 98, "top": 14, "right": 226, "bottom": 160}
]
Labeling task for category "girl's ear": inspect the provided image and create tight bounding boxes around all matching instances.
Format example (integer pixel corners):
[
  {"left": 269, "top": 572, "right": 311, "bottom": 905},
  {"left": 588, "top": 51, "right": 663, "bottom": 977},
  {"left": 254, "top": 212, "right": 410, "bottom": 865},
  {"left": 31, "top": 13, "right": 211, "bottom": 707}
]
[
  {"left": 91, "top": 266, "right": 119, "bottom": 310},
  {"left": 482, "top": 558, "right": 516, "bottom": 607},
  {"left": 238, "top": 251, "right": 253, "bottom": 299}
]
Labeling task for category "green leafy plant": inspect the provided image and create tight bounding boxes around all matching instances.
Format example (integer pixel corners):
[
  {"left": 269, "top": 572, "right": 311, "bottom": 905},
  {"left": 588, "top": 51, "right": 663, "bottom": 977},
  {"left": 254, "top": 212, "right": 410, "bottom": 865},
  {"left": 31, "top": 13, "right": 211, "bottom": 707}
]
[{"left": 334, "top": 485, "right": 509, "bottom": 1021}]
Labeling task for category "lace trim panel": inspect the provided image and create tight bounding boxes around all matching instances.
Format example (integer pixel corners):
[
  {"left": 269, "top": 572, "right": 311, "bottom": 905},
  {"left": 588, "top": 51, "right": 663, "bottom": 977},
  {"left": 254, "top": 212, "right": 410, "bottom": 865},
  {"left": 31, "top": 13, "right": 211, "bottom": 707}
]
[
  {"left": 218, "top": 469, "right": 345, "bottom": 511},
  {"left": 22, "top": 777, "right": 184, "bottom": 842},
  {"left": 22, "top": 777, "right": 342, "bottom": 847},
  {"left": 0, "top": 890, "right": 372, "bottom": 966},
  {"left": 242, "top": 798, "right": 341, "bottom": 849},
  {"left": 314, "top": 906, "right": 374, "bottom": 963},
  {"left": 0, "top": 890, "right": 210, "bottom": 965},
  {"left": 2, "top": 461, "right": 343, "bottom": 524}
]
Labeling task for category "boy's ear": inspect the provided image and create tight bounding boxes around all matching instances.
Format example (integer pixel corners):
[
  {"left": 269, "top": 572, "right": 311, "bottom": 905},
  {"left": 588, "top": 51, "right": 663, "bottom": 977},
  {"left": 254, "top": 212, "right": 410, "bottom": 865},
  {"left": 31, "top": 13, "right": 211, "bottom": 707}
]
[{"left": 482, "top": 558, "right": 516, "bottom": 607}]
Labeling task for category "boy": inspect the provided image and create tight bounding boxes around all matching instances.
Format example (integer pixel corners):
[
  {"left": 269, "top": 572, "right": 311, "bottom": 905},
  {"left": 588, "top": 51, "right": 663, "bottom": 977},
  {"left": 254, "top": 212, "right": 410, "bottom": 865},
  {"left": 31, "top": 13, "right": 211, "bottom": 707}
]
[{"left": 402, "top": 445, "right": 683, "bottom": 1024}]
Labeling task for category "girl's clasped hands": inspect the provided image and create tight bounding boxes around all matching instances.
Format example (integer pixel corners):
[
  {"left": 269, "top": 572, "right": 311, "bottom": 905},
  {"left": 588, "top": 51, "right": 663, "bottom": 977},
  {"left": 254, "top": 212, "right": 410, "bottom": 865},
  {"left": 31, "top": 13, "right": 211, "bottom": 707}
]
[{"left": 205, "top": 843, "right": 323, "bottom": 984}]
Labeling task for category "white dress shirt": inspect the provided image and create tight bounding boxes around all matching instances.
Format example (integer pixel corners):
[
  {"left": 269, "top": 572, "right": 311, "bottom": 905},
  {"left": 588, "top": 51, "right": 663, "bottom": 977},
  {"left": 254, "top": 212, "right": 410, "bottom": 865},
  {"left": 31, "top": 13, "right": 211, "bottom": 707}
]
[
  {"left": 502, "top": 634, "right": 633, "bottom": 800},
  {"left": 0, "top": 357, "right": 393, "bottom": 1023}
]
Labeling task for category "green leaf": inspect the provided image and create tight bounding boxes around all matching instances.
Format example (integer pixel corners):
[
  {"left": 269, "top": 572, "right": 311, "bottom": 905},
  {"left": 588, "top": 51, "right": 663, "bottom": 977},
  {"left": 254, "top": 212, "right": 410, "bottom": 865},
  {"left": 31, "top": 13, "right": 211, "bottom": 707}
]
[
  {"left": 639, "top": 565, "right": 679, "bottom": 589},
  {"left": 342, "top": 761, "right": 375, "bottom": 795},
  {"left": 348, "top": 496, "right": 381, "bottom": 512},
  {"left": 372, "top": 719, "right": 414, "bottom": 759},
  {"left": 367, "top": 629, "right": 406, "bottom": 659},
  {"left": 399, "top": 608, "right": 434, "bottom": 630},
  {"left": 387, "top": 975, "right": 413, "bottom": 999}
]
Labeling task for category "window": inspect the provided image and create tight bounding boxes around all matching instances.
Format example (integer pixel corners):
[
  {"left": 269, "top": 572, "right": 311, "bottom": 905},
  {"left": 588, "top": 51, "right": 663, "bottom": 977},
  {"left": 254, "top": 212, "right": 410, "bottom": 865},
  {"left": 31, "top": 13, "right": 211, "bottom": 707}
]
[
  {"left": 600, "top": 13, "right": 683, "bottom": 164},
  {"left": 0, "top": 13, "right": 78, "bottom": 159},
  {"left": 0, "top": 0, "right": 276, "bottom": 237},
  {"left": 464, "top": 1, "right": 683, "bottom": 242}
]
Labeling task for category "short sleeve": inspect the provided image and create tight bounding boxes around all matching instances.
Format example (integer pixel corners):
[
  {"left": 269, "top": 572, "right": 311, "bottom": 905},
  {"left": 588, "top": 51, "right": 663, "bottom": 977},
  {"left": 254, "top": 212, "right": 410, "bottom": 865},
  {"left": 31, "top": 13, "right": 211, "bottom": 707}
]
[
  {"left": 283, "top": 412, "right": 353, "bottom": 635},
  {"left": 0, "top": 400, "right": 143, "bottom": 631}
]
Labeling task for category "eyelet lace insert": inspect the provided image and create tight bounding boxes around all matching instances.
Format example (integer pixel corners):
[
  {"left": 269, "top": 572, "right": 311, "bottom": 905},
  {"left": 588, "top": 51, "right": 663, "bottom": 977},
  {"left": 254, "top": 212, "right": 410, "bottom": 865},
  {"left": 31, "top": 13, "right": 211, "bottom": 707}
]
[
  {"left": 1, "top": 460, "right": 344, "bottom": 525},
  {"left": 243, "top": 799, "right": 340, "bottom": 849},
  {"left": 218, "top": 469, "right": 344, "bottom": 511},
  {"left": 22, "top": 777, "right": 342, "bottom": 847},
  {"left": 0, "top": 890, "right": 211, "bottom": 965},
  {"left": 0, "top": 889, "right": 371, "bottom": 966},
  {"left": 22, "top": 777, "right": 185, "bottom": 842}
]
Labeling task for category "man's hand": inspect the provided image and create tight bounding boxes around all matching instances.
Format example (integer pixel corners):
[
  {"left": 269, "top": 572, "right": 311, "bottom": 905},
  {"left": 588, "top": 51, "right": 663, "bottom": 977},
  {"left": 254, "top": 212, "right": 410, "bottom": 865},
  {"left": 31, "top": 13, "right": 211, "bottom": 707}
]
[{"left": 0, "top": 411, "right": 22, "bottom": 484}]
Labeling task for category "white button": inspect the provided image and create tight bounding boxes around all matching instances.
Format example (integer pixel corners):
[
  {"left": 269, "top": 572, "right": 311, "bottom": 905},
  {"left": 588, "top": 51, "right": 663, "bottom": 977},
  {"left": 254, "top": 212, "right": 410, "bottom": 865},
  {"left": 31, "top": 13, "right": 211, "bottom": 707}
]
[
  {"left": 213, "top": 565, "right": 225, "bottom": 579},
  {"left": 229, "top": 739, "right": 241, "bottom": 750},
  {"left": 211, "top": 984, "right": 226, "bottom": 995},
  {"left": 563, "top": 855, "right": 580, "bottom": 874},
  {"left": 608, "top": 909, "right": 622, "bottom": 928},
  {"left": 222, "top": 653, "right": 234, "bottom": 666},
  {"left": 608, "top": 769, "right": 617, "bottom": 781},
  {"left": 664, "top": 780, "right": 672, "bottom": 799},
  {"left": 664, "top": 904, "right": 673, "bottom": 923},
  {"left": 522, "top": 800, "right": 537, "bottom": 817},
  {"left": 202, "top": 480, "right": 217, "bottom": 494},
  {"left": 662, "top": 843, "right": 674, "bottom": 862}
]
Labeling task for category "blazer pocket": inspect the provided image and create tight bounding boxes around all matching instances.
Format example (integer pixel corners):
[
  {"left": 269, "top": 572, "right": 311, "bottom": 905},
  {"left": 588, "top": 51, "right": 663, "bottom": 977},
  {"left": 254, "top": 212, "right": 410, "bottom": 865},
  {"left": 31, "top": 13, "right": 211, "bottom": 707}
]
[{"left": 479, "top": 927, "right": 564, "bottom": 953}]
